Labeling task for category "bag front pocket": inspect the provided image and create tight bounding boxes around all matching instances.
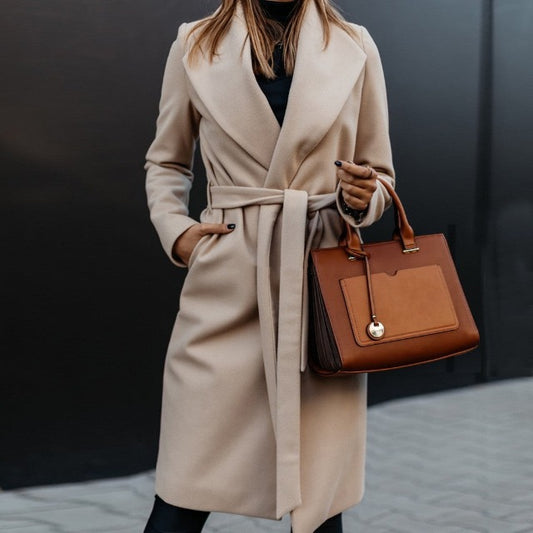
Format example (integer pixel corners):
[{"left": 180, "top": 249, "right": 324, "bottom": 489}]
[{"left": 340, "top": 264, "right": 459, "bottom": 346}]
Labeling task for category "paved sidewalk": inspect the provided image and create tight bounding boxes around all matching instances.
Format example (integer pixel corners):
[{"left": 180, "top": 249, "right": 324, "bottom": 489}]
[{"left": 1, "top": 377, "right": 532, "bottom": 532}]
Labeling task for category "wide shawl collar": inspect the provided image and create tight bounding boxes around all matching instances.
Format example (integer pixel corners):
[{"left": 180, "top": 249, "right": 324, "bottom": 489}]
[{"left": 183, "top": 2, "right": 367, "bottom": 518}]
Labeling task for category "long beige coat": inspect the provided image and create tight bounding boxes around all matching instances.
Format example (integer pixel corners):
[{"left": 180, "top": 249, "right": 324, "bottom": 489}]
[{"left": 144, "top": 2, "right": 395, "bottom": 531}]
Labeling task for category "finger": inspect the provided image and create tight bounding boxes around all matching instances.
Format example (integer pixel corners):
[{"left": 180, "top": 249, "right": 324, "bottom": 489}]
[
  {"left": 339, "top": 180, "right": 368, "bottom": 199},
  {"left": 341, "top": 189, "right": 370, "bottom": 211},
  {"left": 198, "top": 222, "right": 236, "bottom": 235},
  {"left": 335, "top": 160, "right": 376, "bottom": 179},
  {"left": 340, "top": 182, "right": 371, "bottom": 207},
  {"left": 337, "top": 170, "right": 378, "bottom": 192}
]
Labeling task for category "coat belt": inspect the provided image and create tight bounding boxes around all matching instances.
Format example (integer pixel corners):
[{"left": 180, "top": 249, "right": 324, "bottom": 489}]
[{"left": 209, "top": 185, "right": 337, "bottom": 518}]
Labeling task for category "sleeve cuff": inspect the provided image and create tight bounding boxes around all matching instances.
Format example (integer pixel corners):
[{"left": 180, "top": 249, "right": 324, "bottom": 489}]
[
  {"left": 335, "top": 176, "right": 392, "bottom": 229},
  {"left": 338, "top": 191, "right": 368, "bottom": 224},
  {"left": 335, "top": 183, "right": 370, "bottom": 228}
]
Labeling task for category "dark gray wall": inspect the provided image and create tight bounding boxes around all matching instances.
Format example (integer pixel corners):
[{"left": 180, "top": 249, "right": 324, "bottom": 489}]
[
  {"left": 484, "top": 0, "right": 533, "bottom": 376},
  {"left": 1, "top": 0, "right": 531, "bottom": 488},
  {"left": 343, "top": 0, "right": 487, "bottom": 386},
  {"left": 1, "top": 0, "right": 216, "bottom": 489}
]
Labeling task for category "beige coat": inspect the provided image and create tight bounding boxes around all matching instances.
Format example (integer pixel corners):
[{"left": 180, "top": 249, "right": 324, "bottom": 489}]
[{"left": 144, "top": 2, "right": 395, "bottom": 531}]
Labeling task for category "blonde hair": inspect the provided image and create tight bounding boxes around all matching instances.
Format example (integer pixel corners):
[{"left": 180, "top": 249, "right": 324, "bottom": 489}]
[{"left": 186, "top": 0, "right": 357, "bottom": 79}]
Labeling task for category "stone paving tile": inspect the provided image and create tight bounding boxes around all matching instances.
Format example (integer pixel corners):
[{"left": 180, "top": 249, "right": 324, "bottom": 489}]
[
  {"left": 0, "top": 493, "right": 55, "bottom": 516},
  {"left": 435, "top": 493, "right": 529, "bottom": 520},
  {"left": 504, "top": 510, "right": 533, "bottom": 525},
  {"left": 0, "top": 519, "right": 41, "bottom": 531},
  {"left": 340, "top": 499, "right": 389, "bottom": 523},
  {"left": 20, "top": 474, "right": 154, "bottom": 501},
  {"left": 0, "top": 526, "right": 59, "bottom": 533},
  {"left": 428, "top": 509, "right": 533, "bottom": 532},
  {"left": 9, "top": 506, "right": 140, "bottom": 532},
  {"left": 203, "top": 513, "right": 289, "bottom": 533},
  {"left": 366, "top": 512, "right": 471, "bottom": 533},
  {"left": 1, "top": 376, "right": 532, "bottom": 532},
  {"left": 0, "top": 480, "right": 152, "bottom": 533},
  {"left": 55, "top": 487, "right": 150, "bottom": 520}
]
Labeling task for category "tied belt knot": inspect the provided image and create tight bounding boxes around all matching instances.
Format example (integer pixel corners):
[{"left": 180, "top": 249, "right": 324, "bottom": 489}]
[{"left": 208, "top": 185, "right": 337, "bottom": 518}]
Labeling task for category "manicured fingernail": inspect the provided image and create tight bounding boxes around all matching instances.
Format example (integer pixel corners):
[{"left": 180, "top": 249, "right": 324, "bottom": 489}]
[
  {"left": 334, "top": 160, "right": 342, "bottom": 167},
  {"left": 227, "top": 223, "right": 236, "bottom": 229}
]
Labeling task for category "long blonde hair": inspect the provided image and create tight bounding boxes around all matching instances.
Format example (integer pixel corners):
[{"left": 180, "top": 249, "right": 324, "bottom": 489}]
[{"left": 186, "top": 0, "right": 357, "bottom": 79}]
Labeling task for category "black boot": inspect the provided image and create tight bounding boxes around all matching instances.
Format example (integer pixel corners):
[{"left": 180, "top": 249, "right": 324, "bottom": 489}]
[
  {"left": 144, "top": 494, "right": 210, "bottom": 533},
  {"left": 315, "top": 513, "right": 343, "bottom": 533}
]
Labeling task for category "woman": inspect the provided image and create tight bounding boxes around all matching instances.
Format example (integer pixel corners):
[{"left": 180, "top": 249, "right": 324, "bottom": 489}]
[{"left": 143, "top": 0, "right": 395, "bottom": 531}]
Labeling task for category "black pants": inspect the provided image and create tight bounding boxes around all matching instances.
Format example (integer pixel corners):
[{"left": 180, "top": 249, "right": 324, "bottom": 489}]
[{"left": 144, "top": 494, "right": 343, "bottom": 533}]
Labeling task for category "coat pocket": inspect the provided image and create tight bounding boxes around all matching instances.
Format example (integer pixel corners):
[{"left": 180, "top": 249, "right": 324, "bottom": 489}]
[{"left": 187, "top": 233, "right": 211, "bottom": 268}]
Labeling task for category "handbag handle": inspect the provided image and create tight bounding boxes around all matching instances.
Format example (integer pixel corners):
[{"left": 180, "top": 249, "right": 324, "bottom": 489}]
[
  {"left": 339, "top": 176, "right": 419, "bottom": 256},
  {"left": 337, "top": 176, "right": 419, "bottom": 340}
]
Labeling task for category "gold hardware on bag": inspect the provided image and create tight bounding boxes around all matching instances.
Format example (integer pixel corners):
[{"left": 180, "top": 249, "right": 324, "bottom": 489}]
[
  {"left": 402, "top": 247, "right": 420, "bottom": 254},
  {"left": 367, "top": 321, "right": 385, "bottom": 339}
]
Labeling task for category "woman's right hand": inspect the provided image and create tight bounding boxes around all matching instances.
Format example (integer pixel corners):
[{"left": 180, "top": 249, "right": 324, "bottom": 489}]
[{"left": 172, "top": 222, "right": 236, "bottom": 266}]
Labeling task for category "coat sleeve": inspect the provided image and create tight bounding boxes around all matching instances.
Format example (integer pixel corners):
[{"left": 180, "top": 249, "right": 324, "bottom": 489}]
[
  {"left": 335, "top": 24, "right": 396, "bottom": 229},
  {"left": 144, "top": 22, "right": 200, "bottom": 268}
]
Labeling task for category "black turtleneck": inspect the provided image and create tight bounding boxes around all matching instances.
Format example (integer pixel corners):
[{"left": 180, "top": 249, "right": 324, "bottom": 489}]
[
  {"left": 255, "top": 2, "right": 365, "bottom": 220},
  {"left": 259, "top": 0, "right": 298, "bottom": 28},
  {"left": 255, "top": 0, "right": 298, "bottom": 125}
]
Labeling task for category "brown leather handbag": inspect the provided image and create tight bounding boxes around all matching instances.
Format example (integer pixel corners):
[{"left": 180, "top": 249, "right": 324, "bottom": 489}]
[{"left": 308, "top": 177, "right": 480, "bottom": 376}]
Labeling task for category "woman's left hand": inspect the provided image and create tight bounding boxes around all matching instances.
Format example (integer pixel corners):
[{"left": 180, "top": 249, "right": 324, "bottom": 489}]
[{"left": 335, "top": 160, "right": 378, "bottom": 211}]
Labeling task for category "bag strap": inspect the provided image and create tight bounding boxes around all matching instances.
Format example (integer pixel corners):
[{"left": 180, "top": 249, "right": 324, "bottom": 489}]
[
  {"left": 339, "top": 176, "right": 419, "bottom": 255},
  {"left": 337, "top": 176, "right": 419, "bottom": 340}
]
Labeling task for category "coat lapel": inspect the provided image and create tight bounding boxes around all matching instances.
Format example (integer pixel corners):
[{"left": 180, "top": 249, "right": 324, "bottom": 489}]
[
  {"left": 183, "top": 4, "right": 280, "bottom": 171},
  {"left": 265, "top": 2, "right": 367, "bottom": 189},
  {"left": 183, "top": 2, "right": 367, "bottom": 186}
]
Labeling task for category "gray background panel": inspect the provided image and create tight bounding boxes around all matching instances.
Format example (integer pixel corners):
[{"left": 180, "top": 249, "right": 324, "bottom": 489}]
[{"left": 1, "top": 0, "right": 530, "bottom": 488}]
